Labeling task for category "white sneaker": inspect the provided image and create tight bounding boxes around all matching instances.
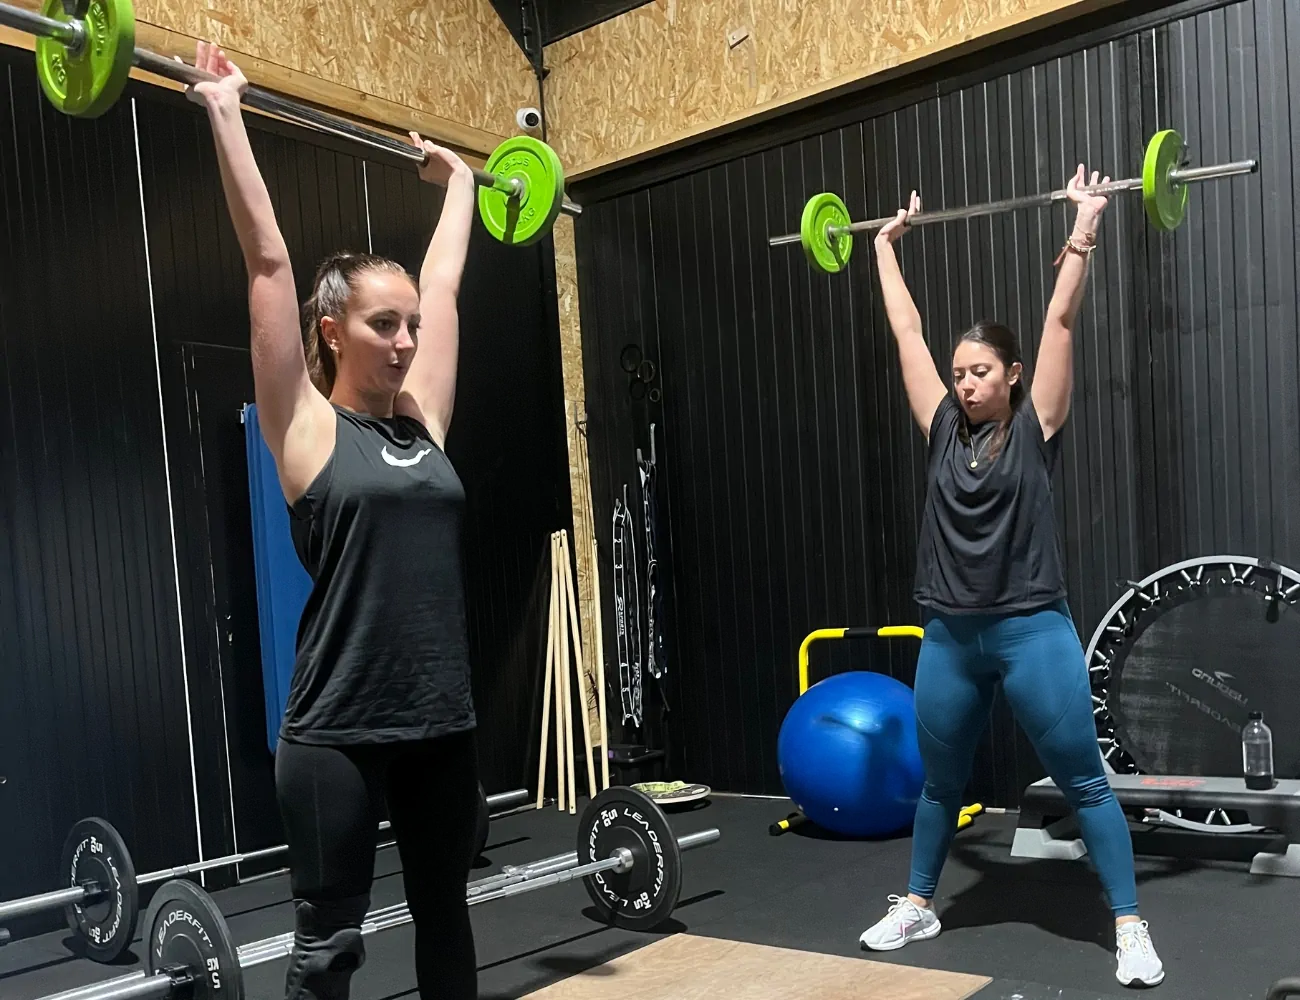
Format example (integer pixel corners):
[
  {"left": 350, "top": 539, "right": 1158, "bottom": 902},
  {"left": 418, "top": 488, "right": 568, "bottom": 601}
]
[
  {"left": 859, "top": 895, "right": 942, "bottom": 951},
  {"left": 1116, "top": 920, "right": 1164, "bottom": 987}
]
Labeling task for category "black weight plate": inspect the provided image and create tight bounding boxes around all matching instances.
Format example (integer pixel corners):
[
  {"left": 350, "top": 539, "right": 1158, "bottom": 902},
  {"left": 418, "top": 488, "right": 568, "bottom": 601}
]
[
  {"left": 60, "top": 817, "right": 138, "bottom": 962},
  {"left": 577, "top": 786, "right": 682, "bottom": 931},
  {"left": 619, "top": 344, "right": 642, "bottom": 373},
  {"left": 144, "top": 879, "right": 242, "bottom": 1000},
  {"left": 629, "top": 378, "right": 647, "bottom": 401},
  {"left": 473, "top": 782, "right": 490, "bottom": 863}
]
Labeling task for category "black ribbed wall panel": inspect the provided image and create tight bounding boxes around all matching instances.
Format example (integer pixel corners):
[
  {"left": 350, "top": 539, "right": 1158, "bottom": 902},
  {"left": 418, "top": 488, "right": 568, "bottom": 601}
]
[
  {"left": 0, "top": 64, "right": 198, "bottom": 908},
  {"left": 1, "top": 60, "right": 567, "bottom": 907},
  {"left": 577, "top": 0, "right": 1299, "bottom": 803}
]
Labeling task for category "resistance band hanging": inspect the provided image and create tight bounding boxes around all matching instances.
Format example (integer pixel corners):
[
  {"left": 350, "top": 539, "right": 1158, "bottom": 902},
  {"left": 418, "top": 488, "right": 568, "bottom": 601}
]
[
  {"left": 611, "top": 487, "right": 643, "bottom": 729},
  {"left": 637, "top": 424, "right": 664, "bottom": 681}
]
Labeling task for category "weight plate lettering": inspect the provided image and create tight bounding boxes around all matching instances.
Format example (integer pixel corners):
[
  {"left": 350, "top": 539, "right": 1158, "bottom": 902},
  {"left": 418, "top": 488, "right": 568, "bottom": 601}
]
[
  {"left": 60, "top": 817, "right": 138, "bottom": 962},
  {"left": 144, "top": 879, "right": 242, "bottom": 1000},
  {"left": 800, "top": 192, "right": 853, "bottom": 274},
  {"left": 577, "top": 786, "right": 682, "bottom": 931},
  {"left": 35, "top": 0, "right": 136, "bottom": 119},
  {"left": 1142, "top": 129, "right": 1188, "bottom": 232},
  {"left": 478, "top": 136, "right": 566, "bottom": 246}
]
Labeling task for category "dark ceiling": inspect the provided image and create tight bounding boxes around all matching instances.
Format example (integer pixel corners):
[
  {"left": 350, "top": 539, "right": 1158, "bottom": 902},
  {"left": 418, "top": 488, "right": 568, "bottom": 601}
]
[{"left": 489, "top": 0, "right": 653, "bottom": 57}]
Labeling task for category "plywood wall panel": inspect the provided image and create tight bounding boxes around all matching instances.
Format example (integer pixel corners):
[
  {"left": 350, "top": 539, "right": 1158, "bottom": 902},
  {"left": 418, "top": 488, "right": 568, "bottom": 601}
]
[
  {"left": 545, "top": 0, "right": 1121, "bottom": 175},
  {"left": 5, "top": 0, "right": 532, "bottom": 152},
  {"left": 139, "top": 0, "right": 535, "bottom": 139}
]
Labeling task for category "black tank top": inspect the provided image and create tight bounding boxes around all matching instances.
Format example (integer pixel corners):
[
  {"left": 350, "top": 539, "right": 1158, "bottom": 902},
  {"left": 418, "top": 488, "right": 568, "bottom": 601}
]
[
  {"left": 282, "top": 406, "right": 475, "bottom": 744},
  {"left": 913, "top": 395, "right": 1067, "bottom": 614}
]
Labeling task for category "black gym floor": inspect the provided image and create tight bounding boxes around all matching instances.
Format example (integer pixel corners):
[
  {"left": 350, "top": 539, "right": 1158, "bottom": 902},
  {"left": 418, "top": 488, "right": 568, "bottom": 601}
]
[{"left": 1, "top": 795, "right": 1293, "bottom": 1000}]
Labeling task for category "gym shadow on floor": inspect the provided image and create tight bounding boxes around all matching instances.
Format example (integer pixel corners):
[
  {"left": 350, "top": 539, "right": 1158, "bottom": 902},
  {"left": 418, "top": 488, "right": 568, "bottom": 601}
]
[
  {"left": 939, "top": 835, "right": 1113, "bottom": 948},
  {"left": 940, "top": 833, "right": 1197, "bottom": 948}
]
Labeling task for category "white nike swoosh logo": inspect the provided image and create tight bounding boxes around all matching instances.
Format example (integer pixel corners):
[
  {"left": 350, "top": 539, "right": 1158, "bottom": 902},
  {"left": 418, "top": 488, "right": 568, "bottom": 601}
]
[{"left": 381, "top": 445, "right": 432, "bottom": 468}]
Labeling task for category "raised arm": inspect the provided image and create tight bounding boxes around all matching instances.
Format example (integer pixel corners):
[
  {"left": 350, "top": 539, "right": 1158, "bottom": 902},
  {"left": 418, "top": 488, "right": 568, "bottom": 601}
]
[
  {"left": 396, "top": 137, "right": 476, "bottom": 448},
  {"left": 1032, "top": 165, "right": 1109, "bottom": 441},
  {"left": 873, "top": 192, "right": 948, "bottom": 437},
  {"left": 186, "top": 44, "right": 331, "bottom": 500}
]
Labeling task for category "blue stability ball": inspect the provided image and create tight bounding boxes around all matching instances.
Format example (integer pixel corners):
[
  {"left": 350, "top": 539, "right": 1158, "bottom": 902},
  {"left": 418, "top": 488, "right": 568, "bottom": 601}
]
[{"left": 778, "top": 670, "right": 925, "bottom": 837}]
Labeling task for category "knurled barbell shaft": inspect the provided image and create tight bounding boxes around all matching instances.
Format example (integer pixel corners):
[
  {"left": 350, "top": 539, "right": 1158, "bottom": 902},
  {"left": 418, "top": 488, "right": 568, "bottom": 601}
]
[
  {"left": 125, "top": 47, "right": 581, "bottom": 218},
  {"left": 237, "top": 827, "right": 721, "bottom": 969},
  {"left": 136, "top": 788, "right": 530, "bottom": 886},
  {"left": 767, "top": 158, "right": 1259, "bottom": 248},
  {"left": 0, "top": 885, "right": 94, "bottom": 922},
  {"left": 31, "top": 971, "right": 171, "bottom": 1000}
]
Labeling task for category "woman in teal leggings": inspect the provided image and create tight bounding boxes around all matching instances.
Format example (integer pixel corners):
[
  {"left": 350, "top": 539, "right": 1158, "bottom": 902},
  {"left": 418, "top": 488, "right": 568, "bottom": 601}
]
[{"left": 857, "top": 173, "right": 1163, "bottom": 989}]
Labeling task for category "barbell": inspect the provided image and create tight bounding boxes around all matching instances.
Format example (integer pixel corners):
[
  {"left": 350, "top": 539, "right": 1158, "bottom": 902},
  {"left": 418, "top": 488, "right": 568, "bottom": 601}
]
[
  {"left": 30, "top": 786, "right": 720, "bottom": 1000},
  {"left": 770, "top": 129, "right": 1259, "bottom": 274},
  {"left": 0, "top": 0, "right": 581, "bottom": 246},
  {"left": 0, "top": 786, "right": 528, "bottom": 962}
]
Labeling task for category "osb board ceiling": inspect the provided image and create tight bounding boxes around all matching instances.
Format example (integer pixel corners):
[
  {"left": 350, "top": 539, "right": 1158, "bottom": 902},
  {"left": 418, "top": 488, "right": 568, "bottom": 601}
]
[{"left": 544, "top": 0, "right": 1123, "bottom": 177}]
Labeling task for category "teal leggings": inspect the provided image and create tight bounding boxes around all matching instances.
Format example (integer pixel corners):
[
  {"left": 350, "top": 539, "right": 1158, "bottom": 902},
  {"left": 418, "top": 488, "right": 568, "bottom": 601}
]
[{"left": 908, "top": 601, "right": 1139, "bottom": 917}]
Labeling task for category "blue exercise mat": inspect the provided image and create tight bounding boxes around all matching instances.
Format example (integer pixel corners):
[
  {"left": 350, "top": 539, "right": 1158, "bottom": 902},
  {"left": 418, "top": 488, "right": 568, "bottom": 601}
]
[{"left": 244, "top": 403, "right": 313, "bottom": 753}]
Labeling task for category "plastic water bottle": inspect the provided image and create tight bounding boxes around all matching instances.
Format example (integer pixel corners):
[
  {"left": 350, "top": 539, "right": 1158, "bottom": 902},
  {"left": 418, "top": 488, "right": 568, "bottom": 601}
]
[{"left": 1242, "top": 711, "right": 1275, "bottom": 791}]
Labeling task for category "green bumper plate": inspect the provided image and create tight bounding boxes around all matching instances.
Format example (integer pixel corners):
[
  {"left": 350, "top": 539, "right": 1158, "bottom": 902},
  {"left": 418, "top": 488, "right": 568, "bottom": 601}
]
[
  {"left": 36, "top": 0, "right": 136, "bottom": 119},
  {"left": 1142, "top": 128, "right": 1189, "bottom": 231},
  {"left": 478, "top": 136, "right": 565, "bottom": 246},
  {"left": 801, "top": 192, "right": 853, "bottom": 273}
]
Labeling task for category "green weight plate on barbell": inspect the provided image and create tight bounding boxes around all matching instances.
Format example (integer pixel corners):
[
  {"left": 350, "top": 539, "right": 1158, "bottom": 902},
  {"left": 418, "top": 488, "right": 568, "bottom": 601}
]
[
  {"left": 1142, "top": 128, "right": 1189, "bottom": 231},
  {"left": 35, "top": 0, "right": 136, "bottom": 119},
  {"left": 801, "top": 192, "right": 853, "bottom": 274},
  {"left": 478, "top": 136, "right": 565, "bottom": 246}
]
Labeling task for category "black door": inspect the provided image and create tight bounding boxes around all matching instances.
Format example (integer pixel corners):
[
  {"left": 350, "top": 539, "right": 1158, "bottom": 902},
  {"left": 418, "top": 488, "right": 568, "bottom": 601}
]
[{"left": 173, "top": 343, "right": 282, "bottom": 882}]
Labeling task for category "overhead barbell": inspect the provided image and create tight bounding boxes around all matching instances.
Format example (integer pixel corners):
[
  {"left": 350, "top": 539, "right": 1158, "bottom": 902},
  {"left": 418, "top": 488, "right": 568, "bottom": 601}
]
[
  {"left": 770, "top": 129, "right": 1259, "bottom": 274},
  {"left": 0, "top": 787, "right": 528, "bottom": 963},
  {"left": 31, "top": 786, "right": 721, "bottom": 1000},
  {"left": 0, "top": 0, "right": 581, "bottom": 245}
]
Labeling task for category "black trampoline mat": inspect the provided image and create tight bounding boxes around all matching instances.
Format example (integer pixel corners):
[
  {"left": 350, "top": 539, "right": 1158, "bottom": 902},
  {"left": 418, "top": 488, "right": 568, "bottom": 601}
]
[{"left": 1111, "top": 588, "right": 1300, "bottom": 776}]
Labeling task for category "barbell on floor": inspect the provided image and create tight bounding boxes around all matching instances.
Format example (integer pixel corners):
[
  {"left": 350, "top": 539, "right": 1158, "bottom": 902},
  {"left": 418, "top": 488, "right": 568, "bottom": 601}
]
[
  {"left": 770, "top": 129, "right": 1259, "bottom": 273},
  {"left": 33, "top": 786, "right": 720, "bottom": 1000},
  {"left": 0, "top": 0, "right": 581, "bottom": 246},
  {"left": 0, "top": 787, "right": 528, "bottom": 963}
]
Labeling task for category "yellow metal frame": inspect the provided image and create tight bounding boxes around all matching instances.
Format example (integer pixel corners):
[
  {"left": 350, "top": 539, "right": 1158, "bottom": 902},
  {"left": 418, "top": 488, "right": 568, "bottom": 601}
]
[
  {"left": 789, "top": 622, "right": 982, "bottom": 834},
  {"left": 797, "top": 624, "right": 925, "bottom": 695}
]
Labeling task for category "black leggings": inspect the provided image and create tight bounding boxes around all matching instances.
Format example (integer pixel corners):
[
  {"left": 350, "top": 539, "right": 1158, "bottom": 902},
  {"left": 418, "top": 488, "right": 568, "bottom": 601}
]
[{"left": 274, "top": 730, "right": 479, "bottom": 1000}]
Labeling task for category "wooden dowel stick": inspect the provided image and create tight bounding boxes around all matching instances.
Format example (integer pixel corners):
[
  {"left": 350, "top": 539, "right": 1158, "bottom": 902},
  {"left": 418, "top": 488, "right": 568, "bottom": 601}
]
[
  {"left": 535, "top": 533, "right": 558, "bottom": 810},
  {"left": 560, "top": 530, "right": 597, "bottom": 800},
  {"left": 552, "top": 534, "right": 568, "bottom": 813},
  {"left": 591, "top": 536, "right": 610, "bottom": 791},
  {"left": 558, "top": 536, "right": 577, "bottom": 814}
]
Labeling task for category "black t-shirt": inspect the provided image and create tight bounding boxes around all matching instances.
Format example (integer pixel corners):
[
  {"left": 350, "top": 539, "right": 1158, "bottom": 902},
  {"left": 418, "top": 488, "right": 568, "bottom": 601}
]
[
  {"left": 913, "top": 395, "right": 1067, "bottom": 614},
  {"left": 282, "top": 406, "right": 476, "bottom": 744}
]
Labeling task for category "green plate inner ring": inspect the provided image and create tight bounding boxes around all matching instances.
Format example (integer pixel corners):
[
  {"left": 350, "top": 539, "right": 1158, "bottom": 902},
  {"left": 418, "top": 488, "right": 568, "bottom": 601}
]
[
  {"left": 1142, "top": 128, "right": 1188, "bottom": 231},
  {"left": 801, "top": 192, "right": 853, "bottom": 273},
  {"left": 477, "top": 136, "right": 566, "bottom": 246}
]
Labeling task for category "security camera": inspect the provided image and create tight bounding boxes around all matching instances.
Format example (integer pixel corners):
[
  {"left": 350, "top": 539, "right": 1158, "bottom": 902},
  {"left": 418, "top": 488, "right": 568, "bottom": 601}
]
[{"left": 516, "top": 107, "right": 542, "bottom": 131}]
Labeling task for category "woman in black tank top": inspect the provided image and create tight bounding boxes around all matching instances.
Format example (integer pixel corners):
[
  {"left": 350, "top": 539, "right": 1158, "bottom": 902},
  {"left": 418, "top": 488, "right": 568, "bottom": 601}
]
[
  {"left": 187, "top": 43, "right": 480, "bottom": 1000},
  {"left": 857, "top": 174, "right": 1165, "bottom": 989}
]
